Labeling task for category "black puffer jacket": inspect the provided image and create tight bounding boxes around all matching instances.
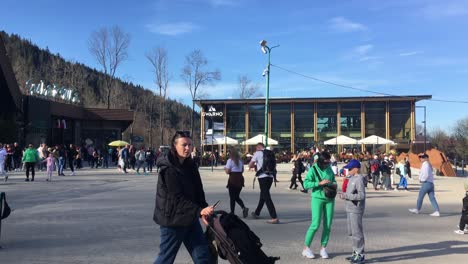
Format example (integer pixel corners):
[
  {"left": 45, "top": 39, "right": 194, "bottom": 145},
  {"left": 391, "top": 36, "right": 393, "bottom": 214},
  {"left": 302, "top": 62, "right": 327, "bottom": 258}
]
[{"left": 153, "top": 152, "right": 208, "bottom": 227}]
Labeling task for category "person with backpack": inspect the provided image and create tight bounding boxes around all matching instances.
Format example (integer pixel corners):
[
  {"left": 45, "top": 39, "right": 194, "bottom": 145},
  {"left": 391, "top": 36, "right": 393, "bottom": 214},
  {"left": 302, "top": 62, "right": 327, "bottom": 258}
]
[
  {"left": 0, "top": 143, "right": 8, "bottom": 182},
  {"left": 224, "top": 147, "right": 249, "bottom": 218},
  {"left": 380, "top": 157, "right": 392, "bottom": 191},
  {"left": 302, "top": 151, "right": 337, "bottom": 259},
  {"left": 22, "top": 144, "right": 40, "bottom": 182},
  {"left": 249, "top": 143, "right": 279, "bottom": 224},
  {"left": 290, "top": 154, "right": 306, "bottom": 193},
  {"left": 153, "top": 131, "right": 214, "bottom": 264},
  {"left": 370, "top": 155, "right": 380, "bottom": 191}
]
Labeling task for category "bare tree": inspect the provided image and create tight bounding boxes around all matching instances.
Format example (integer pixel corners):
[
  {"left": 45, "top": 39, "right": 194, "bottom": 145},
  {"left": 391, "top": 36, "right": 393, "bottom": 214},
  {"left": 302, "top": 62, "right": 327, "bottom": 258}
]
[
  {"left": 146, "top": 47, "right": 170, "bottom": 146},
  {"left": 88, "top": 25, "right": 130, "bottom": 109},
  {"left": 236, "top": 75, "right": 262, "bottom": 99},
  {"left": 181, "top": 49, "right": 221, "bottom": 138}
]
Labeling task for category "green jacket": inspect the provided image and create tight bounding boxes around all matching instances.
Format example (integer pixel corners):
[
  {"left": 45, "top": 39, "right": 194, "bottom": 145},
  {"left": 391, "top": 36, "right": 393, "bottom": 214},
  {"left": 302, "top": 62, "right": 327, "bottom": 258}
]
[
  {"left": 304, "top": 163, "right": 337, "bottom": 200},
  {"left": 22, "top": 148, "right": 40, "bottom": 163}
]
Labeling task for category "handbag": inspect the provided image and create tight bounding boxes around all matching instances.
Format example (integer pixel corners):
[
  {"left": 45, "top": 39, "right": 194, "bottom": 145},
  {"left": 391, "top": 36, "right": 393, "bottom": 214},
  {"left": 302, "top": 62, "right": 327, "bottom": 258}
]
[
  {"left": 1, "top": 192, "right": 11, "bottom": 220},
  {"left": 312, "top": 167, "right": 337, "bottom": 199}
]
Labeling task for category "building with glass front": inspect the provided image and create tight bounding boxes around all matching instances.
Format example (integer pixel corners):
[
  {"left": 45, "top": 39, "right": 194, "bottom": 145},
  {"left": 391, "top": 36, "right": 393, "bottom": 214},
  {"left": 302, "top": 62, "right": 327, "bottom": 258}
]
[{"left": 195, "top": 95, "right": 431, "bottom": 153}]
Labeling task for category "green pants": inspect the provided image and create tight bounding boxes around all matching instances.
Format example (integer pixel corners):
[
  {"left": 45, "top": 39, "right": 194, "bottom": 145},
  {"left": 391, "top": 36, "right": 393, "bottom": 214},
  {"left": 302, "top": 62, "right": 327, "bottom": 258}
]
[{"left": 304, "top": 198, "right": 335, "bottom": 247}]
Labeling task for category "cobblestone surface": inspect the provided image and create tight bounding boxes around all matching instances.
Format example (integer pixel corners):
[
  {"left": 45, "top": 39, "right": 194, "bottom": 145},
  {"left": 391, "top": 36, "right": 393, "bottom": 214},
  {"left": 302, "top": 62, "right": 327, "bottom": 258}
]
[{"left": 0, "top": 164, "right": 467, "bottom": 263}]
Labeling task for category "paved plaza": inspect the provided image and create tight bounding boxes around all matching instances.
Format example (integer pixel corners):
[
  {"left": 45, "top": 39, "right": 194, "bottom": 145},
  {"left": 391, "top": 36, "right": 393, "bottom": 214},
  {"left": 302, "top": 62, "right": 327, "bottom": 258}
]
[{"left": 0, "top": 163, "right": 467, "bottom": 264}]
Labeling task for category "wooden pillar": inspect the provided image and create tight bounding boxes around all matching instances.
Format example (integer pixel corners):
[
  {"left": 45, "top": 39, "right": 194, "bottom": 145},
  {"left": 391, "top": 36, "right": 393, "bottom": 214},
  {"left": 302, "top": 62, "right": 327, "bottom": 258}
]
[
  {"left": 314, "top": 102, "right": 318, "bottom": 146},
  {"left": 245, "top": 104, "right": 249, "bottom": 154},
  {"left": 291, "top": 102, "right": 295, "bottom": 153},
  {"left": 361, "top": 102, "right": 365, "bottom": 152},
  {"left": 337, "top": 102, "right": 341, "bottom": 153},
  {"left": 410, "top": 100, "right": 416, "bottom": 142},
  {"left": 201, "top": 106, "right": 205, "bottom": 146},
  {"left": 223, "top": 104, "right": 227, "bottom": 154},
  {"left": 386, "top": 101, "right": 390, "bottom": 152}
]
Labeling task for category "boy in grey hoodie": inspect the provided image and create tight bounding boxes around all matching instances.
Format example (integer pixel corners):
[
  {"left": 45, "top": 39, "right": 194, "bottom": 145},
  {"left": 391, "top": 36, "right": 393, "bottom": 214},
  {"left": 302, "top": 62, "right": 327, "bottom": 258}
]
[{"left": 340, "top": 159, "right": 366, "bottom": 263}]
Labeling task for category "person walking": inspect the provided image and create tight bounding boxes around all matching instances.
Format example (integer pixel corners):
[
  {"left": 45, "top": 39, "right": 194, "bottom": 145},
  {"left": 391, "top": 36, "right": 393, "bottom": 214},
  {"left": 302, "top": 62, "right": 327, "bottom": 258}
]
[
  {"left": 290, "top": 154, "right": 306, "bottom": 192},
  {"left": 57, "top": 145, "right": 66, "bottom": 176},
  {"left": 454, "top": 182, "right": 468, "bottom": 235},
  {"left": 394, "top": 159, "right": 408, "bottom": 191},
  {"left": 340, "top": 159, "right": 366, "bottom": 264},
  {"left": 153, "top": 131, "right": 214, "bottom": 264},
  {"left": 135, "top": 146, "right": 147, "bottom": 175},
  {"left": 67, "top": 144, "right": 77, "bottom": 176},
  {"left": 224, "top": 148, "right": 249, "bottom": 217},
  {"left": 370, "top": 155, "right": 380, "bottom": 190},
  {"left": 302, "top": 151, "right": 337, "bottom": 259},
  {"left": 146, "top": 147, "right": 155, "bottom": 173},
  {"left": 249, "top": 143, "right": 279, "bottom": 224},
  {"left": 13, "top": 142, "right": 22, "bottom": 171},
  {"left": 409, "top": 153, "right": 440, "bottom": 216},
  {"left": 0, "top": 143, "right": 8, "bottom": 182},
  {"left": 22, "top": 144, "right": 40, "bottom": 182},
  {"left": 45, "top": 153, "right": 55, "bottom": 182}
]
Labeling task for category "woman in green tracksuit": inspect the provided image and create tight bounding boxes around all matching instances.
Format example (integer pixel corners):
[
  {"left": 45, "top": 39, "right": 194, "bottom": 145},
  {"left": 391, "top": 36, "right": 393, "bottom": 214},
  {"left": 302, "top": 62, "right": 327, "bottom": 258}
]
[{"left": 302, "top": 151, "right": 337, "bottom": 259}]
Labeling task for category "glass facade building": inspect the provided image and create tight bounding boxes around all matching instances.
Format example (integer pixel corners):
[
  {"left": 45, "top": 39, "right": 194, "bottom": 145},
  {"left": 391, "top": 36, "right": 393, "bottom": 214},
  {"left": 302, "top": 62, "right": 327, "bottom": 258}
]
[{"left": 196, "top": 96, "right": 430, "bottom": 153}]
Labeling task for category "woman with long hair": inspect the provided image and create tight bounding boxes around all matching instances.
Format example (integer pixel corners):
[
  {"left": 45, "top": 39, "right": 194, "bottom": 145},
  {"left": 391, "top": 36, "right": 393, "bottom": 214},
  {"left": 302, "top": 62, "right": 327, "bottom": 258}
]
[
  {"left": 224, "top": 147, "right": 249, "bottom": 217},
  {"left": 153, "top": 131, "right": 214, "bottom": 264}
]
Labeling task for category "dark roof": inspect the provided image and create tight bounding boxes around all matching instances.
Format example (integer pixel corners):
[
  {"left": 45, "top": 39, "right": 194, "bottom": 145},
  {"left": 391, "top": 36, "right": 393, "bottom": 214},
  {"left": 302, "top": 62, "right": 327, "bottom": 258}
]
[
  {"left": 85, "top": 108, "right": 134, "bottom": 121},
  {"left": 194, "top": 95, "right": 432, "bottom": 107},
  {"left": 0, "top": 34, "right": 22, "bottom": 111}
]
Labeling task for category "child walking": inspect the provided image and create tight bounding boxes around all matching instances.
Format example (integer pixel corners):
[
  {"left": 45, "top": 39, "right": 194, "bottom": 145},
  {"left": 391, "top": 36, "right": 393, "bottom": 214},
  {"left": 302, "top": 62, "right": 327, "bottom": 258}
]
[
  {"left": 454, "top": 182, "right": 468, "bottom": 235},
  {"left": 45, "top": 153, "right": 55, "bottom": 182},
  {"left": 340, "top": 159, "right": 366, "bottom": 263}
]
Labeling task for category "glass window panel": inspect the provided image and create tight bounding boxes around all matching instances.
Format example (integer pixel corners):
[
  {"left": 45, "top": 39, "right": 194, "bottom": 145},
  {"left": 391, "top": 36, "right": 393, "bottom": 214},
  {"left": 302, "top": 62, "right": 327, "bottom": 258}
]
[
  {"left": 248, "top": 104, "right": 265, "bottom": 137},
  {"left": 294, "top": 103, "right": 314, "bottom": 151},
  {"left": 389, "top": 101, "right": 411, "bottom": 141},
  {"left": 271, "top": 104, "right": 291, "bottom": 151},
  {"left": 364, "top": 102, "right": 385, "bottom": 138},
  {"left": 203, "top": 103, "right": 224, "bottom": 136},
  {"left": 317, "top": 103, "right": 337, "bottom": 142},
  {"left": 226, "top": 104, "right": 246, "bottom": 142},
  {"left": 340, "top": 102, "right": 361, "bottom": 139}
]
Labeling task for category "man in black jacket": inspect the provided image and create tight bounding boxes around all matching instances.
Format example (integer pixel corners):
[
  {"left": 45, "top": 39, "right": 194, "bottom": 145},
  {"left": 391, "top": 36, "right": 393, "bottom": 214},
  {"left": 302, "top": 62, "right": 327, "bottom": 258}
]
[{"left": 153, "top": 131, "right": 214, "bottom": 264}]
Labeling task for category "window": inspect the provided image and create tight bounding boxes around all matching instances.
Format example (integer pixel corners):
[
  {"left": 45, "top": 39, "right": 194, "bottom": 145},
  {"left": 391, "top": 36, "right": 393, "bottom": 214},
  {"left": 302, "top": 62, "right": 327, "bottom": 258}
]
[
  {"left": 317, "top": 103, "right": 337, "bottom": 142},
  {"left": 294, "top": 103, "right": 314, "bottom": 151},
  {"left": 271, "top": 104, "right": 291, "bottom": 151},
  {"left": 389, "top": 101, "right": 411, "bottom": 140},
  {"left": 340, "top": 102, "right": 361, "bottom": 139}
]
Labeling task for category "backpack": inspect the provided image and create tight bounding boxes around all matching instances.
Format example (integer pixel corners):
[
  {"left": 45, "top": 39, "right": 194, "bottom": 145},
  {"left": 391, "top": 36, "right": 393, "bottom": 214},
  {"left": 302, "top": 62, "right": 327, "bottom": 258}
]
[
  {"left": 260, "top": 149, "right": 276, "bottom": 176},
  {"left": 217, "top": 212, "right": 279, "bottom": 264},
  {"left": 298, "top": 160, "right": 305, "bottom": 173},
  {"left": 371, "top": 162, "right": 379, "bottom": 174},
  {"left": 1, "top": 192, "right": 11, "bottom": 220}
]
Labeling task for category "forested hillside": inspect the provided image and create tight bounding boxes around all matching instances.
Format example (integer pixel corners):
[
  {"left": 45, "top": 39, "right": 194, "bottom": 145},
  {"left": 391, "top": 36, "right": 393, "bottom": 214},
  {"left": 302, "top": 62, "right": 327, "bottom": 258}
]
[{"left": 1, "top": 31, "right": 198, "bottom": 146}]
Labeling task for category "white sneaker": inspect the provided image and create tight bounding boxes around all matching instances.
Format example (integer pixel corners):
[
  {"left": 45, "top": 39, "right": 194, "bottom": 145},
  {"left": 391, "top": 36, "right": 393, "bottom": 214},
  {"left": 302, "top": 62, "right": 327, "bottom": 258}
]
[
  {"left": 409, "top": 209, "right": 419, "bottom": 214},
  {"left": 430, "top": 211, "right": 440, "bottom": 217},
  {"left": 454, "top": 230, "right": 465, "bottom": 235},
  {"left": 320, "top": 248, "right": 329, "bottom": 259},
  {"left": 302, "top": 248, "right": 315, "bottom": 259}
]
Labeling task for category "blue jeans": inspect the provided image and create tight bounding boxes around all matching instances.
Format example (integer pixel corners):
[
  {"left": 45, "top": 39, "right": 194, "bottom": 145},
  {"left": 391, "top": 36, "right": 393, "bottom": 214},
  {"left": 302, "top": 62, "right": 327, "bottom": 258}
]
[
  {"left": 58, "top": 157, "right": 65, "bottom": 175},
  {"left": 416, "top": 182, "right": 440, "bottom": 212},
  {"left": 155, "top": 219, "right": 212, "bottom": 264}
]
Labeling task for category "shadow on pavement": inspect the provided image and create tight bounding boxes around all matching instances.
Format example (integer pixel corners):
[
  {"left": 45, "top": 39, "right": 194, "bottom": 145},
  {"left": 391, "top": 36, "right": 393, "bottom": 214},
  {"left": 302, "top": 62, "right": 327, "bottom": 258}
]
[{"left": 366, "top": 240, "right": 468, "bottom": 263}]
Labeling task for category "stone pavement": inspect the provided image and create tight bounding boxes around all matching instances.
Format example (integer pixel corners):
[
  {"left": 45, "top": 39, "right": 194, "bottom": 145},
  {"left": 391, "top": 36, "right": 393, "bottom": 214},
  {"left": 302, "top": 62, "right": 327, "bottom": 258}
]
[{"left": 0, "top": 163, "right": 467, "bottom": 264}]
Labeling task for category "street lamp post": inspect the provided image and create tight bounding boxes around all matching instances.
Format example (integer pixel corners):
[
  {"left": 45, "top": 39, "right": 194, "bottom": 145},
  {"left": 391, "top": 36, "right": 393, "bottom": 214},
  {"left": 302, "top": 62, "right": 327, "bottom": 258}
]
[
  {"left": 416, "top": 105, "right": 427, "bottom": 153},
  {"left": 259, "top": 40, "right": 279, "bottom": 148}
]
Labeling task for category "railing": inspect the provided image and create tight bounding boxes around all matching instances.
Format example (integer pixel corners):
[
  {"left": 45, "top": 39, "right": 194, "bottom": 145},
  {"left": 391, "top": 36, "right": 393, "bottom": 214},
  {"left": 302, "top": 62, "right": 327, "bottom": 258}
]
[{"left": 446, "top": 158, "right": 466, "bottom": 176}]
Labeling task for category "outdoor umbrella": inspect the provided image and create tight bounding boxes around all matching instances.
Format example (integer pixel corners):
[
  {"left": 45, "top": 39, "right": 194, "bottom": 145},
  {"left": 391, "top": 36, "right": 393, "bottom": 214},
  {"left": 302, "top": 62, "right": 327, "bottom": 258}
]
[
  {"left": 240, "top": 134, "right": 278, "bottom": 145},
  {"left": 202, "top": 135, "right": 239, "bottom": 145},
  {"left": 358, "top": 135, "right": 395, "bottom": 145},
  {"left": 324, "top": 135, "right": 359, "bottom": 145},
  {"left": 108, "top": 140, "right": 129, "bottom": 147}
]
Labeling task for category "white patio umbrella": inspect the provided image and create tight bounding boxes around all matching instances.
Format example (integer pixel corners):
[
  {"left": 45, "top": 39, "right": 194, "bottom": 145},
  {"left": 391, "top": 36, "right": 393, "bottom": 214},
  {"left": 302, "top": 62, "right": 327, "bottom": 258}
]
[
  {"left": 358, "top": 135, "right": 395, "bottom": 145},
  {"left": 324, "top": 135, "right": 359, "bottom": 145},
  {"left": 202, "top": 135, "right": 238, "bottom": 145},
  {"left": 240, "top": 134, "right": 278, "bottom": 145}
]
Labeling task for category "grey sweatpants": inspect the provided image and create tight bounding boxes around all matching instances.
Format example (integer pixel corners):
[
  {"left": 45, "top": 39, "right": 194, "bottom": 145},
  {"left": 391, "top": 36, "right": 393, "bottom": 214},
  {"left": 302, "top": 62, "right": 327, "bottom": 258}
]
[{"left": 347, "top": 212, "right": 365, "bottom": 254}]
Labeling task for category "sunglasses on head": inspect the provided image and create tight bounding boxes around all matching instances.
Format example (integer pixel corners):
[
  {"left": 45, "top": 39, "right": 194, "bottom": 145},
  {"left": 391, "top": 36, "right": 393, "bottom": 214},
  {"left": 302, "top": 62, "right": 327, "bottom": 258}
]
[{"left": 175, "top": 131, "right": 191, "bottom": 138}]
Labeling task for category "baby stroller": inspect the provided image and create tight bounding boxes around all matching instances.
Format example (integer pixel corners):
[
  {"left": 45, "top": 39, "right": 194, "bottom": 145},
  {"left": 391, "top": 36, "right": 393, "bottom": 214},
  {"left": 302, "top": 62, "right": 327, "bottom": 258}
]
[{"left": 206, "top": 210, "right": 280, "bottom": 264}]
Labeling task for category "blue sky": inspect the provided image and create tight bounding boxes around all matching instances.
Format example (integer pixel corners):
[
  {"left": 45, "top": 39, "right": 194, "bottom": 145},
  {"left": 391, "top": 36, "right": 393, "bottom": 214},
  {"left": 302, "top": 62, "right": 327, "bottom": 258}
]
[{"left": 2, "top": 0, "right": 468, "bottom": 132}]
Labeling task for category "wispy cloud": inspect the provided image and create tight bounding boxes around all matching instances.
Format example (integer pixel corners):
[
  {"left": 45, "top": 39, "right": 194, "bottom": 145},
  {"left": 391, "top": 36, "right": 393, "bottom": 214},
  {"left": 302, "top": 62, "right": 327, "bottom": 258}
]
[
  {"left": 146, "top": 22, "right": 199, "bottom": 36},
  {"left": 399, "top": 51, "right": 424, "bottom": 57},
  {"left": 329, "top": 17, "right": 367, "bottom": 32},
  {"left": 354, "top": 44, "right": 373, "bottom": 56},
  {"left": 422, "top": 1, "right": 468, "bottom": 18},
  {"left": 359, "top": 56, "right": 382, "bottom": 62}
]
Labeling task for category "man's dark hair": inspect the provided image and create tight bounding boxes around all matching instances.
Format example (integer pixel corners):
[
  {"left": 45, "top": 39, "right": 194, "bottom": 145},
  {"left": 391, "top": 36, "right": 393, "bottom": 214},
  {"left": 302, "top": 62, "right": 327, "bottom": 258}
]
[{"left": 257, "top": 142, "right": 265, "bottom": 148}]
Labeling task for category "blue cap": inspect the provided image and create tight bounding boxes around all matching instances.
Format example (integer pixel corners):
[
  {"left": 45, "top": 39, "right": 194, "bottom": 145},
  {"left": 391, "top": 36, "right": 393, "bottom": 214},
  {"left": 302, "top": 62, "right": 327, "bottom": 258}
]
[{"left": 343, "top": 159, "right": 361, "bottom": 169}]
